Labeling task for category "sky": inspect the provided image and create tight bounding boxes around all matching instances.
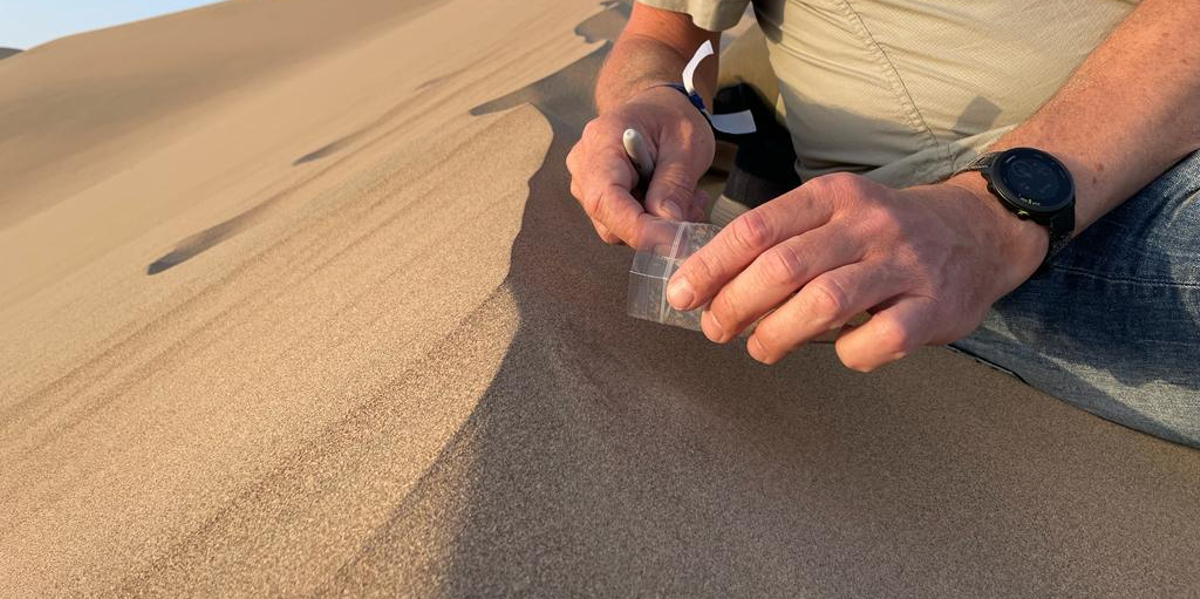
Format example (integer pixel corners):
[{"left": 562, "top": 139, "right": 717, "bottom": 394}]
[{"left": 0, "top": 0, "right": 219, "bottom": 49}]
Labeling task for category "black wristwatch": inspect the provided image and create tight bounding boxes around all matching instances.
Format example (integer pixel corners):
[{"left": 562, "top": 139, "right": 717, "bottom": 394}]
[{"left": 959, "top": 147, "right": 1076, "bottom": 272}]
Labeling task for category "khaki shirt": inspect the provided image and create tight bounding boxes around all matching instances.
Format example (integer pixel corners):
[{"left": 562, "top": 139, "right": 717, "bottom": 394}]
[{"left": 636, "top": 0, "right": 1138, "bottom": 188}]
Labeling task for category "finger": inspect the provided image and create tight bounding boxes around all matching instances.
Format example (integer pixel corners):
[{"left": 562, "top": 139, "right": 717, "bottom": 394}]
[
  {"left": 589, "top": 142, "right": 639, "bottom": 196},
  {"left": 565, "top": 140, "right": 582, "bottom": 176},
  {"left": 833, "top": 296, "right": 935, "bottom": 373},
  {"left": 581, "top": 182, "right": 651, "bottom": 246},
  {"left": 668, "top": 192, "right": 832, "bottom": 311},
  {"left": 746, "top": 261, "right": 907, "bottom": 364},
  {"left": 645, "top": 128, "right": 711, "bottom": 221},
  {"left": 591, "top": 219, "right": 622, "bottom": 245},
  {"left": 570, "top": 131, "right": 646, "bottom": 241},
  {"left": 701, "top": 224, "right": 859, "bottom": 343},
  {"left": 575, "top": 179, "right": 625, "bottom": 244},
  {"left": 644, "top": 160, "right": 695, "bottom": 221}
]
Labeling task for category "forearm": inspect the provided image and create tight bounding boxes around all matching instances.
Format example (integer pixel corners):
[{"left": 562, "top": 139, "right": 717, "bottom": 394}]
[
  {"left": 974, "top": 0, "right": 1200, "bottom": 230},
  {"left": 595, "top": 5, "right": 719, "bottom": 115}
]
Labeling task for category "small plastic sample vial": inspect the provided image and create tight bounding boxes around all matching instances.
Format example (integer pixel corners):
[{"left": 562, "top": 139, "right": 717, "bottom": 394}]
[{"left": 627, "top": 219, "right": 722, "bottom": 331}]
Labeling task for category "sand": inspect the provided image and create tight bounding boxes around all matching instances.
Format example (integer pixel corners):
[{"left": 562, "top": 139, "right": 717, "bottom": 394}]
[{"left": 1, "top": 0, "right": 1198, "bottom": 596}]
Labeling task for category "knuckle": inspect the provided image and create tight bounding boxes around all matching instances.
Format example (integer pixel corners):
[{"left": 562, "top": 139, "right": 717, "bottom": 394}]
[
  {"left": 873, "top": 317, "right": 916, "bottom": 355},
  {"left": 822, "top": 171, "right": 866, "bottom": 193},
  {"left": 581, "top": 119, "right": 601, "bottom": 138},
  {"left": 730, "top": 210, "right": 774, "bottom": 251},
  {"left": 594, "top": 220, "right": 623, "bottom": 245},
  {"left": 760, "top": 244, "right": 805, "bottom": 286},
  {"left": 808, "top": 172, "right": 875, "bottom": 212},
  {"left": 752, "top": 320, "right": 786, "bottom": 353},
  {"left": 853, "top": 208, "right": 896, "bottom": 244},
  {"left": 566, "top": 143, "right": 581, "bottom": 172},
  {"left": 711, "top": 289, "right": 743, "bottom": 323},
  {"left": 804, "top": 279, "right": 851, "bottom": 327},
  {"left": 593, "top": 187, "right": 617, "bottom": 222},
  {"left": 650, "top": 173, "right": 691, "bottom": 205},
  {"left": 805, "top": 173, "right": 843, "bottom": 196},
  {"left": 866, "top": 201, "right": 901, "bottom": 228},
  {"left": 580, "top": 184, "right": 604, "bottom": 217},
  {"left": 683, "top": 250, "right": 718, "bottom": 288}
]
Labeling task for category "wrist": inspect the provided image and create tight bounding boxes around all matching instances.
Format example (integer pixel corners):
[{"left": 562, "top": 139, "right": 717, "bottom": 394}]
[
  {"left": 601, "top": 78, "right": 684, "bottom": 115},
  {"left": 624, "top": 84, "right": 712, "bottom": 131},
  {"left": 942, "top": 173, "right": 1050, "bottom": 291},
  {"left": 599, "top": 78, "right": 662, "bottom": 115}
]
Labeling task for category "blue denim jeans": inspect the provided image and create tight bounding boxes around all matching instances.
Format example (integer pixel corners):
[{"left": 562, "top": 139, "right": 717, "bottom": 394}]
[{"left": 951, "top": 151, "right": 1200, "bottom": 448}]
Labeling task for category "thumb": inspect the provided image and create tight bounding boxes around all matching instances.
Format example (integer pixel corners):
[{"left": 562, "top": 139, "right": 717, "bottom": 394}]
[{"left": 644, "top": 152, "right": 705, "bottom": 222}]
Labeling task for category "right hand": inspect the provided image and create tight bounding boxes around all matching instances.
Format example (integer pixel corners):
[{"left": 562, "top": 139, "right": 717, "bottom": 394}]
[{"left": 566, "top": 85, "right": 715, "bottom": 246}]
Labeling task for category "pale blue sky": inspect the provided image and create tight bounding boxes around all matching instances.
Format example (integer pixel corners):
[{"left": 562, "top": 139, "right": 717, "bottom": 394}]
[{"left": 0, "top": 0, "right": 219, "bottom": 49}]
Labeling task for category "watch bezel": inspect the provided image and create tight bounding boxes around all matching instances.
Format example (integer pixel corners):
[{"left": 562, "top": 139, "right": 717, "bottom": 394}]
[{"left": 989, "top": 147, "right": 1076, "bottom": 214}]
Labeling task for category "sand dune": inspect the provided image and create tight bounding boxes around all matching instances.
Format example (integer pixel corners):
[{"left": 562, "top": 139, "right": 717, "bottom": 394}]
[
  {"left": 0, "top": 48, "right": 19, "bottom": 60},
  {"left": 1, "top": 0, "right": 1198, "bottom": 597}
]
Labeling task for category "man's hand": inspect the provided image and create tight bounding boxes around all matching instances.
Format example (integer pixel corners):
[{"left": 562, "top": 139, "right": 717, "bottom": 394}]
[
  {"left": 567, "top": 85, "right": 715, "bottom": 246},
  {"left": 665, "top": 172, "right": 1050, "bottom": 371}
]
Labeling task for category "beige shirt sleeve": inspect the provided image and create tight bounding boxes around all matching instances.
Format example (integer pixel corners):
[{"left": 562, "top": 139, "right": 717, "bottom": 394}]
[{"left": 634, "top": 0, "right": 749, "bottom": 32}]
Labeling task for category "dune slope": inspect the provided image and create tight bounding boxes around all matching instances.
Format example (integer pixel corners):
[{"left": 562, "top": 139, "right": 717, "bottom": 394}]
[{"left": 1, "top": 1, "right": 1198, "bottom": 597}]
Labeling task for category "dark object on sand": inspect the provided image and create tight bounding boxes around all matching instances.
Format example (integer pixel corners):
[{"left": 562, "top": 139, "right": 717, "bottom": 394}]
[{"left": 713, "top": 83, "right": 802, "bottom": 210}]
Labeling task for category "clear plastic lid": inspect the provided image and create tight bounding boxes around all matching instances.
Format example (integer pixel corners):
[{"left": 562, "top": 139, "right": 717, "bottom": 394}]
[{"left": 627, "top": 219, "right": 722, "bottom": 331}]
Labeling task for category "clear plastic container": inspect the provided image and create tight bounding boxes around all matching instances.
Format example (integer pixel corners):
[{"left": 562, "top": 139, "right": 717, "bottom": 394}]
[
  {"left": 627, "top": 218, "right": 851, "bottom": 342},
  {"left": 627, "top": 219, "right": 722, "bottom": 330}
]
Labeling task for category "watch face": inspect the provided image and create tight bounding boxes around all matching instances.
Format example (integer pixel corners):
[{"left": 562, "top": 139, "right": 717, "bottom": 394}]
[{"left": 994, "top": 148, "right": 1075, "bottom": 213}]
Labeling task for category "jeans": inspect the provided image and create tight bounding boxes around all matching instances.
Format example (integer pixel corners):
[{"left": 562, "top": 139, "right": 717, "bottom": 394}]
[{"left": 951, "top": 151, "right": 1200, "bottom": 448}]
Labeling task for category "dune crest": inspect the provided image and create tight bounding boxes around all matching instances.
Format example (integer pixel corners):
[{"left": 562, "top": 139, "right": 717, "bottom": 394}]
[{"left": 1, "top": 0, "right": 1198, "bottom": 597}]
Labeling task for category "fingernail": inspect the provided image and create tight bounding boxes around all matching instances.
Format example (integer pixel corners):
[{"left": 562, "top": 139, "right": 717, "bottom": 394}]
[
  {"left": 666, "top": 276, "right": 694, "bottom": 310},
  {"left": 661, "top": 200, "right": 683, "bottom": 221},
  {"left": 747, "top": 336, "right": 769, "bottom": 363},
  {"left": 702, "top": 310, "right": 725, "bottom": 342}
]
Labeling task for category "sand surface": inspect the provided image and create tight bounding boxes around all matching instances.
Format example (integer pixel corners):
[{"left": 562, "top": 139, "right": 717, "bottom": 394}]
[{"left": 2, "top": 1, "right": 1198, "bottom": 596}]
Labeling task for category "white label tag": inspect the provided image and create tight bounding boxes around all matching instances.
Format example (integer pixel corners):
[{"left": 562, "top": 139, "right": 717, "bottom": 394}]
[
  {"left": 709, "top": 112, "right": 757, "bottom": 135},
  {"left": 681, "top": 40, "right": 757, "bottom": 135}
]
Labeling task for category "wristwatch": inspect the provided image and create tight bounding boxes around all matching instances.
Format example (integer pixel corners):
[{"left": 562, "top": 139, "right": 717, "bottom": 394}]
[{"left": 959, "top": 147, "right": 1076, "bottom": 272}]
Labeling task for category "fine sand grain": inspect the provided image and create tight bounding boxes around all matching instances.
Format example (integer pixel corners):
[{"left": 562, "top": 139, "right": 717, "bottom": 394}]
[{"left": 1, "top": 1, "right": 1198, "bottom": 597}]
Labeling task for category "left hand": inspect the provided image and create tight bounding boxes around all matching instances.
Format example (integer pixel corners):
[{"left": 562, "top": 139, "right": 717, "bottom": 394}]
[{"left": 665, "top": 172, "right": 1050, "bottom": 371}]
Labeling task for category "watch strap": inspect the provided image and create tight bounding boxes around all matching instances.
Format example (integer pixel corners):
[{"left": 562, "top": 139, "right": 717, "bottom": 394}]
[
  {"left": 959, "top": 152, "right": 1000, "bottom": 174},
  {"left": 654, "top": 82, "right": 708, "bottom": 114},
  {"left": 1021, "top": 177, "right": 1075, "bottom": 276},
  {"left": 1034, "top": 205, "right": 1075, "bottom": 276}
]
